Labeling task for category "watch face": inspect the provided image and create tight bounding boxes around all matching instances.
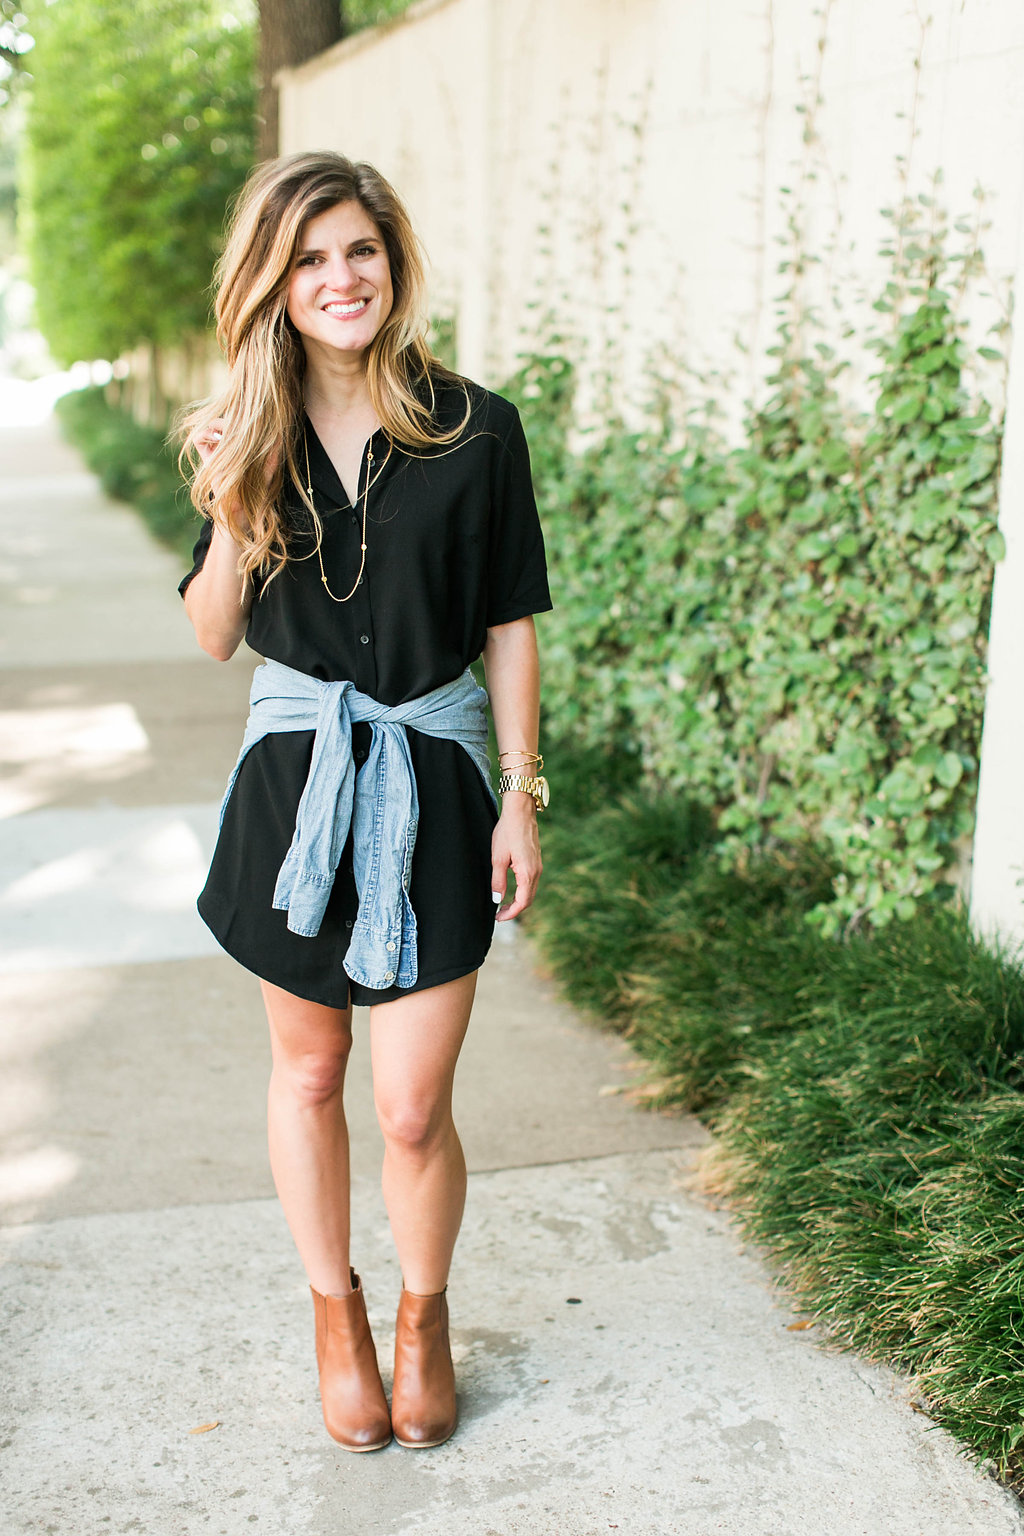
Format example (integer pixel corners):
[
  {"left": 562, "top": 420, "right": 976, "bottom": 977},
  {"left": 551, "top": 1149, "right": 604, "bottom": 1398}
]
[{"left": 538, "top": 776, "right": 550, "bottom": 808}]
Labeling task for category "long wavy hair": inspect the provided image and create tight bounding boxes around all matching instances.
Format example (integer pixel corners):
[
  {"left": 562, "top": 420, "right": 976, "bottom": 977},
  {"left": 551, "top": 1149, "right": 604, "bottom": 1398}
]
[{"left": 180, "top": 151, "right": 469, "bottom": 584}]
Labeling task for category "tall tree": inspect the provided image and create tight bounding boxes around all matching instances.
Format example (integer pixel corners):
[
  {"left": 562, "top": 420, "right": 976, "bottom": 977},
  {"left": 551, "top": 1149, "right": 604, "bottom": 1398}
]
[
  {"left": 21, "top": 0, "right": 255, "bottom": 367},
  {"left": 256, "top": 0, "right": 344, "bottom": 161}
]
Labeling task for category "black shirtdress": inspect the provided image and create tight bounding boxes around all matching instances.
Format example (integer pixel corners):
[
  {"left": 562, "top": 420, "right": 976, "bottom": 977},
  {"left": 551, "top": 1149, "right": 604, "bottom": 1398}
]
[{"left": 179, "top": 380, "right": 552, "bottom": 1009}]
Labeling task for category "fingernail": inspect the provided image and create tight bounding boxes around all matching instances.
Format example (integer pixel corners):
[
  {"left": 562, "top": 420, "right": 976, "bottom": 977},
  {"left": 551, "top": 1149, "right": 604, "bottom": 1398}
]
[{"left": 492, "top": 891, "right": 502, "bottom": 903}]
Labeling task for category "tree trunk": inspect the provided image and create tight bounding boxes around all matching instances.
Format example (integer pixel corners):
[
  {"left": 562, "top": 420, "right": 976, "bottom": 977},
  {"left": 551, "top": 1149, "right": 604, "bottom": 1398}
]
[{"left": 257, "top": 0, "right": 346, "bottom": 161}]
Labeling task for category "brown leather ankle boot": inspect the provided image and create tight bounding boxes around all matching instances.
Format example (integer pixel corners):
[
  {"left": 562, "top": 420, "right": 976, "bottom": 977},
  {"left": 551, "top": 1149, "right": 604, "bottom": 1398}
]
[
  {"left": 391, "top": 1285, "right": 457, "bottom": 1449},
  {"left": 310, "top": 1270, "right": 392, "bottom": 1451}
]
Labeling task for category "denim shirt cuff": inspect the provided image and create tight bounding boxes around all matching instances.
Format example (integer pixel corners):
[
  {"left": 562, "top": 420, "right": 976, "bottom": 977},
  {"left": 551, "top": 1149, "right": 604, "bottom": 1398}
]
[
  {"left": 346, "top": 920, "right": 414, "bottom": 988},
  {"left": 272, "top": 874, "right": 333, "bottom": 938}
]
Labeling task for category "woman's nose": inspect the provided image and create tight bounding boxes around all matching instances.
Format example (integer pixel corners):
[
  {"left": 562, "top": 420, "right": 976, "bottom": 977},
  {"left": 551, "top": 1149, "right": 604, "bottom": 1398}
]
[{"left": 323, "top": 254, "right": 359, "bottom": 291}]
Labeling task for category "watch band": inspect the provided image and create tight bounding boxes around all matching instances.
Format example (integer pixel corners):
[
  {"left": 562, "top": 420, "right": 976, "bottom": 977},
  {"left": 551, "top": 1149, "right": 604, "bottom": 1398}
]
[{"left": 498, "top": 771, "right": 550, "bottom": 812}]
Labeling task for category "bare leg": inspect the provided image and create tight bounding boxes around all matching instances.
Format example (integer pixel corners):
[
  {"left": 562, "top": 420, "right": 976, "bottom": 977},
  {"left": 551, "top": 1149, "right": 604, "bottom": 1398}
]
[
  {"left": 261, "top": 978, "right": 355, "bottom": 1297},
  {"left": 370, "top": 972, "right": 477, "bottom": 1294}
]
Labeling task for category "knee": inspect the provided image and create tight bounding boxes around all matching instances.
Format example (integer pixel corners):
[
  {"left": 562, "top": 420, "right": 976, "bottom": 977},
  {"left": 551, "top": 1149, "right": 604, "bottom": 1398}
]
[
  {"left": 376, "top": 1097, "right": 449, "bottom": 1158},
  {"left": 276, "top": 1039, "right": 352, "bottom": 1109}
]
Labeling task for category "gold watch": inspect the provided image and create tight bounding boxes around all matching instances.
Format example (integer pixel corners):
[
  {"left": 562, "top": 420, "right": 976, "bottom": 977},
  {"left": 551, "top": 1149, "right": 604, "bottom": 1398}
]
[{"left": 498, "top": 771, "right": 550, "bottom": 812}]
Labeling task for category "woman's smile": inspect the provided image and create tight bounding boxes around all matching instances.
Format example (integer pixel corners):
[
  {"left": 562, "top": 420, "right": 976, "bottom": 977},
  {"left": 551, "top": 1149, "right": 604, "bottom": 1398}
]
[{"left": 323, "top": 297, "right": 371, "bottom": 317}]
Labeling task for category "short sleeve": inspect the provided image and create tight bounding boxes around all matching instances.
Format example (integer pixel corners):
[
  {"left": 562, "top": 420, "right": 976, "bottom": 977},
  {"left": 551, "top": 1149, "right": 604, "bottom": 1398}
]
[
  {"left": 178, "top": 519, "right": 214, "bottom": 598},
  {"left": 486, "top": 407, "right": 553, "bottom": 628}
]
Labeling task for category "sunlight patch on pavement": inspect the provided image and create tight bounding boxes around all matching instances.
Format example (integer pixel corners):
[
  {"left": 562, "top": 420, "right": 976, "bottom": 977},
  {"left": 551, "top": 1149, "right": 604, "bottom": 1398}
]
[
  {"left": 0, "top": 803, "right": 223, "bottom": 972},
  {"left": 0, "top": 1144, "right": 79, "bottom": 1206},
  {"left": 0, "top": 703, "right": 152, "bottom": 818}
]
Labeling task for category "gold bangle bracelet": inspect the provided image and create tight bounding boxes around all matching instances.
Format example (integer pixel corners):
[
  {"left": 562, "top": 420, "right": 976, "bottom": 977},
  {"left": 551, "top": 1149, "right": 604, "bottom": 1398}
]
[{"left": 498, "top": 751, "right": 543, "bottom": 769}]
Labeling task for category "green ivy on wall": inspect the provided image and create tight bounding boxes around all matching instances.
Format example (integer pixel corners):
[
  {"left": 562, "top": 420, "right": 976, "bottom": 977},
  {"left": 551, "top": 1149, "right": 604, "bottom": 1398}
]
[{"left": 508, "top": 191, "right": 1005, "bottom": 935}]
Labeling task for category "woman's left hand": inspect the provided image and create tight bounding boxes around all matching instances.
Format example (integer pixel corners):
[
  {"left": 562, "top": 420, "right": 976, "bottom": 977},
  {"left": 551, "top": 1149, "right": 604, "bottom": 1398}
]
[{"left": 490, "top": 797, "right": 542, "bottom": 921}]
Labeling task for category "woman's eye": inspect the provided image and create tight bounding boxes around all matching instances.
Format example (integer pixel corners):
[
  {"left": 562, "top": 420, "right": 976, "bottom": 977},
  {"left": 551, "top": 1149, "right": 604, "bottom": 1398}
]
[
  {"left": 352, "top": 245, "right": 377, "bottom": 258},
  {"left": 295, "top": 254, "right": 319, "bottom": 267}
]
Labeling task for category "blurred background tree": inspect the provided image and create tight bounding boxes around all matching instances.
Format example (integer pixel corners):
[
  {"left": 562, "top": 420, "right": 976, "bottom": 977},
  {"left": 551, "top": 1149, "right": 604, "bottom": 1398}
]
[
  {"left": 20, "top": 0, "right": 256, "bottom": 374},
  {"left": 18, "top": 0, "right": 418, "bottom": 379}
]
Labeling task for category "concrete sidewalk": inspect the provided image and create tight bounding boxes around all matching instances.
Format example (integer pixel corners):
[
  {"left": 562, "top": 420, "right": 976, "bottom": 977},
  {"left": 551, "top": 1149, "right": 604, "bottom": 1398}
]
[{"left": 1, "top": 415, "right": 1020, "bottom": 1536}]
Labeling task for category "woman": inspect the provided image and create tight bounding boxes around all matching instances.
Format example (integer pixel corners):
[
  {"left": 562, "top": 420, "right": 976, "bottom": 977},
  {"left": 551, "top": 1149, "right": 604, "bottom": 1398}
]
[{"left": 178, "top": 151, "right": 551, "bottom": 1453}]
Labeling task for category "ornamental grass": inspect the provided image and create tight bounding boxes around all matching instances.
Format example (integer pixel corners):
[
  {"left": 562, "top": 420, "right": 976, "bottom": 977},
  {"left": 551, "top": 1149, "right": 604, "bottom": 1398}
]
[{"left": 527, "top": 740, "right": 1024, "bottom": 1490}]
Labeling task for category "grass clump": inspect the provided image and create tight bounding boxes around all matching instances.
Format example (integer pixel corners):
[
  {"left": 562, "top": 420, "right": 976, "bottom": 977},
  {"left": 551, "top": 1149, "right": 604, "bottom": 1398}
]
[
  {"left": 56, "top": 386, "right": 199, "bottom": 564},
  {"left": 527, "top": 752, "right": 1024, "bottom": 1490}
]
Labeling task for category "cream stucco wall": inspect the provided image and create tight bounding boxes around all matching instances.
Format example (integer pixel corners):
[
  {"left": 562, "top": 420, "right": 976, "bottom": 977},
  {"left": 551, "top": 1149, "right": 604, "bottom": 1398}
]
[
  {"left": 279, "top": 0, "right": 1024, "bottom": 390},
  {"left": 278, "top": 0, "right": 1024, "bottom": 948}
]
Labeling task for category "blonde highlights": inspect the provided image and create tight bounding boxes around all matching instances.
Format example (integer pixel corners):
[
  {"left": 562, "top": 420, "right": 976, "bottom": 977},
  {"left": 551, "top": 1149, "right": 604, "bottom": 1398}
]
[{"left": 180, "top": 151, "right": 469, "bottom": 584}]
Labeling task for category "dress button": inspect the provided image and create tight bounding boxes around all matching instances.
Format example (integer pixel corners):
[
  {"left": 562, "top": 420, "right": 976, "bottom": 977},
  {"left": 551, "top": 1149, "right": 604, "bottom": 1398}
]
[
  {"left": 386, "top": 940, "right": 396, "bottom": 952},
  {"left": 345, "top": 918, "right": 353, "bottom": 929},
  {"left": 384, "top": 970, "right": 395, "bottom": 983},
  {"left": 359, "top": 633, "right": 370, "bottom": 644},
  {"left": 350, "top": 514, "right": 358, "bottom": 526}
]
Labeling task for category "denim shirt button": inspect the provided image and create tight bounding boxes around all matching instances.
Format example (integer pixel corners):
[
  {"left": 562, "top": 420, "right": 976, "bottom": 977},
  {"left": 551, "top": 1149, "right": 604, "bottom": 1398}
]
[
  {"left": 384, "top": 970, "right": 395, "bottom": 982},
  {"left": 386, "top": 940, "right": 397, "bottom": 952}
]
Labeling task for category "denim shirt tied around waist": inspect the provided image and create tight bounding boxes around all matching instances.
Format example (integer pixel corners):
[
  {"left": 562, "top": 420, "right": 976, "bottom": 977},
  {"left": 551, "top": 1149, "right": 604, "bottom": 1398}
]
[{"left": 220, "top": 658, "right": 498, "bottom": 990}]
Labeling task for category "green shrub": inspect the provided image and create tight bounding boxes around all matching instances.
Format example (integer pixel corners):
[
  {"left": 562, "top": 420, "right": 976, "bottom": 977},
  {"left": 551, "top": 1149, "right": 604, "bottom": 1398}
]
[
  {"left": 56, "top": 387, "right": 199, "bottom": 564},
  {"left": 514, "top": 191, "right": 1005, "bottom": 936},
  {"left": 22, "top": 0, "right": 253, "bottom": 366}
]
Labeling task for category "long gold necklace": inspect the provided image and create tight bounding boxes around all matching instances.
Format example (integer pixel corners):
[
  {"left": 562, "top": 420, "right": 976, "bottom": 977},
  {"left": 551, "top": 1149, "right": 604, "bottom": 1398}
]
[{"left": 302, "top": 429, "right": 392, "bottom": 603}]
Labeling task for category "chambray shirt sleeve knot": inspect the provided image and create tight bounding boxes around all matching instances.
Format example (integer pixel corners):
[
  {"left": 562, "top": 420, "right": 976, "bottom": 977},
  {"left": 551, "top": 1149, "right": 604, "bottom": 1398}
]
[
  {"left": 340, "top": 670, "right": 495, "bottom": 989},
  {"left": 223, "top": 660, "right": 496, "bottom": 989},
  {"left": 271, "top": 679, "right": 358, "bottom": 937}
]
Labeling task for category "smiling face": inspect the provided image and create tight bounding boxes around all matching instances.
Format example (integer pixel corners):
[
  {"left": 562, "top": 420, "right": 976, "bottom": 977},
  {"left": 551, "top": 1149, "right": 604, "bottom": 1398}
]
[{"left": 285, "top": 200, "right": 394, "bottom": 364}]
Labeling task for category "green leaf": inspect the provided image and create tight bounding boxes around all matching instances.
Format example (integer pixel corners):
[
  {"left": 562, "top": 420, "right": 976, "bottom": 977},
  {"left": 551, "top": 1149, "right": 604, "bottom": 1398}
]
[
  {"left": 912, "top": 743, "right": 943, "bottom": 771},
  {"left": 935, "top": 752, "right": 964, "bottom": 789},
  {"left": 892, "top": 394, "right": 923, "bottom": 424}
]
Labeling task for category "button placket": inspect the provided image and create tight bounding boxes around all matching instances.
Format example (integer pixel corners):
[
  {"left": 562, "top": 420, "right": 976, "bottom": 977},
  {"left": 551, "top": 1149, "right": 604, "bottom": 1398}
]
[{"left": 349, "top": 586, "right": 376, "bottom": 693}]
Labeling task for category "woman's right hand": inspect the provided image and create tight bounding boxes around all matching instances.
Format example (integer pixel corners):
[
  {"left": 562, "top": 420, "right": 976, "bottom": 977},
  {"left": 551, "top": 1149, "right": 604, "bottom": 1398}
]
[
  {"left": 189, "top": 417, "right": 226, "bottom": 466},
  {"left": 182, "top": 418, "right": 255, "bottom": 659},
  {"left": 190, "top": 418, "right": 279, "bottom": 492},
  {"left": 188, "top": 418, "right": 229, "bottom": 495}
]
